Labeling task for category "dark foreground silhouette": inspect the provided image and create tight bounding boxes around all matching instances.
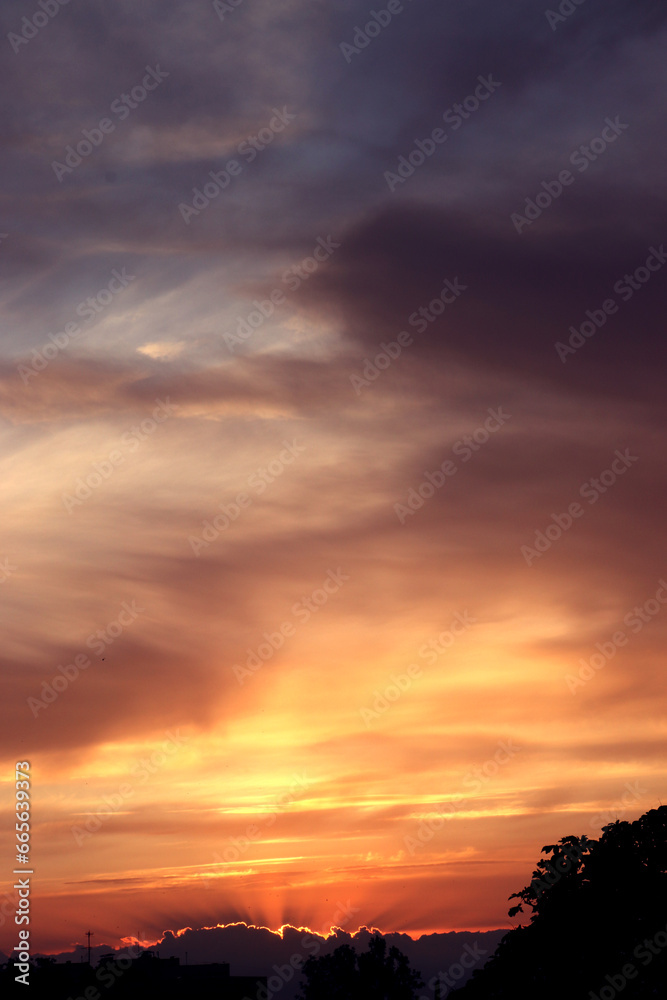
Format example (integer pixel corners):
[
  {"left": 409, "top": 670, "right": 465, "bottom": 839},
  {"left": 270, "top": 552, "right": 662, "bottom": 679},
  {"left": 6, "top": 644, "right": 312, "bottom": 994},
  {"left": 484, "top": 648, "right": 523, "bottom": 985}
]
[
  {"left": 297, "top": 933, "right": 423, "bottom": 1000},
  {"left": 0, "top": 948, "right": 267, "bottom": 999},
  {"left": 451, "top": 804, "right": 667, "bottom": 999},
  {"left": 3, "top": 805, "right": 665, "bottom": 999}
]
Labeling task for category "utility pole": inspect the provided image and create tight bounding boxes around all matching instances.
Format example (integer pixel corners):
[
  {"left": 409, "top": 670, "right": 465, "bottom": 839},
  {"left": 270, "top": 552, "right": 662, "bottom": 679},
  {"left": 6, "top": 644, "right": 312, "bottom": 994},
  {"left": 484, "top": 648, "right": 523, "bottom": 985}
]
[{"left": 86, "top": 931, "right": 94, "bottom": 966}]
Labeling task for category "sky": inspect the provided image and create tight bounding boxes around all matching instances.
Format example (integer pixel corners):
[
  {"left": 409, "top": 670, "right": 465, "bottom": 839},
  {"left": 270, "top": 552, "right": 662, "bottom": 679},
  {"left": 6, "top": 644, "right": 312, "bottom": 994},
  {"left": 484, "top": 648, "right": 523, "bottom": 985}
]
[{"left": 1, "top": 0, "right": 666, "bottom": 959}]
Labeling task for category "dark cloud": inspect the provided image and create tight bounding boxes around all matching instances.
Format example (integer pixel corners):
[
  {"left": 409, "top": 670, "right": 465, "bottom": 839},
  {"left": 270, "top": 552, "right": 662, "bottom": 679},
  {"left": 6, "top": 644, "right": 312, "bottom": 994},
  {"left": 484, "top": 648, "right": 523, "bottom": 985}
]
[{"left": 24, "top": 923, "right": 507, "bottom": 999}]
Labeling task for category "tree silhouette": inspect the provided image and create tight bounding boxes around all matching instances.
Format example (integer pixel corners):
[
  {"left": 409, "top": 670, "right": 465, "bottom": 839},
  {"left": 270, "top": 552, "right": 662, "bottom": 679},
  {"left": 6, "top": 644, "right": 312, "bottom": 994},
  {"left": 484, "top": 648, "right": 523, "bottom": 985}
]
[
  {"left": 297, "top": 934, "right": 423, "bottom": 1000},
  {"left": 452, "top": 805, "right": 667, "bottom": 999}
]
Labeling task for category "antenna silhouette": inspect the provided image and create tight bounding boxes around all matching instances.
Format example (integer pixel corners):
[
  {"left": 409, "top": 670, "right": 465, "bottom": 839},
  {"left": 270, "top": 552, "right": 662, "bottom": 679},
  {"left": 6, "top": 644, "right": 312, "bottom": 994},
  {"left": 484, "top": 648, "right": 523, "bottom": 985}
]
[{"left": 85, "top": 930, "right": 94, "bottom": 966}]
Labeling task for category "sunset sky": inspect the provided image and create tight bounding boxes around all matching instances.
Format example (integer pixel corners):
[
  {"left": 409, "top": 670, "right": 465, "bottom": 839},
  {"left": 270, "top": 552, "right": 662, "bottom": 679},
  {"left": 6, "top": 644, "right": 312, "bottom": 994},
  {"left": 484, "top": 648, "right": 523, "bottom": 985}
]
[{"left": 1, "top": 0, "right": 666, "bottom": 957}]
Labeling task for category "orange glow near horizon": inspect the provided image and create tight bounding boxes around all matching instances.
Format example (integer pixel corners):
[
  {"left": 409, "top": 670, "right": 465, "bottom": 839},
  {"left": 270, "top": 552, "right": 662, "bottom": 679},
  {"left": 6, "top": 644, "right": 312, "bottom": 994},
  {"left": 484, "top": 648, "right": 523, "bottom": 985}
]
[{"left": 2, "top": 554, "right": 663, "bottom": 953}]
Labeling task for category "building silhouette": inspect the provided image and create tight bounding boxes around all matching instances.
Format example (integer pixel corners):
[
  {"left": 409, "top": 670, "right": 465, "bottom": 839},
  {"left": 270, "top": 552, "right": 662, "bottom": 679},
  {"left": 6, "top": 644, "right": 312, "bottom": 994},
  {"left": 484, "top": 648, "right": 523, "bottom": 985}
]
[{"left": 1, "top": 947, "right": 267, "bottom": 999}]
